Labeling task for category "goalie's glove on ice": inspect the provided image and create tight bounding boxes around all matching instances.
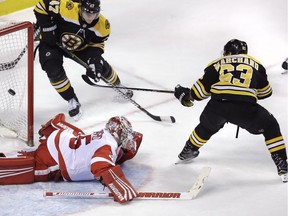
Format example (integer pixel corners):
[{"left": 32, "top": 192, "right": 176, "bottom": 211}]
[
  {"left": 86, "top": 57, "right": 103, "bottom": 82},
  {"left": 41, "top": 23, "right": 57, "bottom": 46},
  {"left": 174, "top": 84, "right": 194, "bottom": 107},
  {"left": 101, "top": 165, "right": 138, "bottom": 203}
]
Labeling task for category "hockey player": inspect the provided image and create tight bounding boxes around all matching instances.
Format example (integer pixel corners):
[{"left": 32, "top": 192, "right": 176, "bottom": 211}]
[
  {"left": 0, "top": 113, "right": 142, "bottom": 203},
  {"left": 174, "top": 39, "right": 288, "bottom": 183},
  {"left": 34, "top": 0, "right": 133, "bottom": 120}
]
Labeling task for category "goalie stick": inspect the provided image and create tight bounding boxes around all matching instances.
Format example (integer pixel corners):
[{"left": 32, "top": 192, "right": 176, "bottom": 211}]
[
  {"left": 43, "top": 167, "right": 211, "bottom": 200},
  {"left": 0, "top": 22, "right": 40, "bottom": 71},
  {"left": 82, "top": 74, "right": 174, "bottom": 94},
  {"left": 56, "top": 42, "right": 176, "bottom": 123}
]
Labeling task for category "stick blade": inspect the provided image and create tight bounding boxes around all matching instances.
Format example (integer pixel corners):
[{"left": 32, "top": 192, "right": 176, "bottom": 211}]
[
  {"left": 158, "top": 116, "right": 176, "bottom": 123},
  {"left": 189, "top": 167, "right": 211, "bottom": 199},
  {"left": 147, "top": 114, "right": 176, "bottom": 123}
]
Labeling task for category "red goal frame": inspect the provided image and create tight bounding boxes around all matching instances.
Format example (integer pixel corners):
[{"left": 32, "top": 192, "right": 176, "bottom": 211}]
[{"left": 0, "top": 21, "right": 34, "bottom": 146}]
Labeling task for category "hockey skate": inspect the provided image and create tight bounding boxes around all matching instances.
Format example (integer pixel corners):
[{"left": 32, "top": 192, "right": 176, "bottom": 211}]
[
  {"left": 177, "top": 141, "right": 199, "bottom": 163},
  {"left": 68, "top": 97, "right": 82, "bottom": 121},
  {"left": 280, "top": 173, "right": 288, "bottom": 183},
  {"left": 272, "top": 153, "right": 288, "bottom": 183}
]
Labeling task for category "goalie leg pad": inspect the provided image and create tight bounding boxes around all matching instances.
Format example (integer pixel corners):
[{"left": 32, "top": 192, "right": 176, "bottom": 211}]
[
  {"left": 0, "top": 156, "right": 35, "bottom": 185},
  {"left": 101, "top": 165, "right": 138, "bottom": 203}
]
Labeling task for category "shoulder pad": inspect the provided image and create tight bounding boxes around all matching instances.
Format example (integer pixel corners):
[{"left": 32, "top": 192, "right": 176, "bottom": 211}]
[{"left": 92, "top": 14, "right": 111, "bottom": 37}]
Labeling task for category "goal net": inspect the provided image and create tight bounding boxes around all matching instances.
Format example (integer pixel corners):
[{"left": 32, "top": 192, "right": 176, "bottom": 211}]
[{"left": 0, "top": 21, "right": 34, "bottom": 146}]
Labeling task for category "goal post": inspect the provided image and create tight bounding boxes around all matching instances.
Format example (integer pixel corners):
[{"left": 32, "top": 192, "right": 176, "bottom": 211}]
[{"left": 0, "top": 21, "right": 34, "bottom": 146}]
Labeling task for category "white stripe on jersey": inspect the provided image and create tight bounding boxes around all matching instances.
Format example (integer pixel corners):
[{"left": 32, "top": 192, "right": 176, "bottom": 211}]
[{"left": 47, "top": 128, "right": 119, "bottom": 181}]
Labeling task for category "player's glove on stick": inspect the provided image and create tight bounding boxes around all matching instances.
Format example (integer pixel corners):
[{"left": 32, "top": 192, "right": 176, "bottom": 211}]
[
  {"left": 174, "top": 84, "right": 194, "bottom": 107},
  {"left": 86, "top": 57, "right": 103, "bottom": 82},
  {"left": 101, "top": 165, "right": 138, "bottom": 203},
  {"left": 41, "top": 23, "right": 57, "bottom": 46}
]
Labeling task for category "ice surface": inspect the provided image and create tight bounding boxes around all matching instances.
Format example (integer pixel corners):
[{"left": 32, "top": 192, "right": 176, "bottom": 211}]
[{"left": 0, "top": 0, "right": 287, "bottom": 215}]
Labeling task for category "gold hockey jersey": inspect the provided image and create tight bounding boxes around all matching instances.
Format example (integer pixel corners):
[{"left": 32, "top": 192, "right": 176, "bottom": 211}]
[{"left": 34, "top": 0, "right": 110, "bottom": 52}]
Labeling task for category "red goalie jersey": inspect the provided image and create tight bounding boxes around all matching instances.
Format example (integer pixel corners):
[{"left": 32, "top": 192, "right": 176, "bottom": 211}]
[{"left": 0, "top": 113, "right": 143, "bottom": 203}]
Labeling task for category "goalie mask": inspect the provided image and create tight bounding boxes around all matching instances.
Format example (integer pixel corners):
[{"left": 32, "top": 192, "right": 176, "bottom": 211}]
[{"left": 105, "top": 116, "right": 137, "bottom": 152}]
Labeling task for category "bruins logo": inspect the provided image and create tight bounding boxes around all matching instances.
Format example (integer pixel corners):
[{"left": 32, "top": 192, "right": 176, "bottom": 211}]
[
  {"left": 66, "top": 0, "right": 74, "bottom": 10},
  {"left": 61, "top": 33, "right": 83, "bottom": 51},
  {"left": 105, "top": 20, "right": 110, "bottom": 30}
]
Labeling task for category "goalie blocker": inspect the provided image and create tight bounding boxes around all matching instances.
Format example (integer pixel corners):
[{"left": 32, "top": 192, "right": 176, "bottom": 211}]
[{"left": 101, "top": 165, "right": 138, "bottom": 203}]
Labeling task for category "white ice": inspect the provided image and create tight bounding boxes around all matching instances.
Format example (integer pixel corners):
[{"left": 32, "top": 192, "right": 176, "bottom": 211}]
[{"left": 0, "top": 0, "right": 287, "bottom": 215}]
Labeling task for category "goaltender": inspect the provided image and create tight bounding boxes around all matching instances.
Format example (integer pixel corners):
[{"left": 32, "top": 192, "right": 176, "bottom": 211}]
[{"left": 0, "top": 113, "right": 142, "bottom": 203}]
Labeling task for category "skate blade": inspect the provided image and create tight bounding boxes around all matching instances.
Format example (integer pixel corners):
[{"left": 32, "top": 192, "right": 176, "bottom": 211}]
[
  {"left": 174, "top": 158, "right": 194, "bottom": 165},
  {"left": 280, "top": 174, "right": 288, "bottom": 183}
]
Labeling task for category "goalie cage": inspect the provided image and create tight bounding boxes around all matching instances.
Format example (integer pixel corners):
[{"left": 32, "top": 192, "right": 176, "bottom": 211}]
[{"left": 0, "top": 21, "right": 34, "bottom": 146}]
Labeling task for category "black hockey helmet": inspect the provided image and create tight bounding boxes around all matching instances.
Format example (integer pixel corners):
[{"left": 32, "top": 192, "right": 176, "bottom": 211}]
[
  {"left": 80, "top": 0, "right": 100, "bottom": 14},
  {"left": 223, "top": 39, "right": 248, "bottom": 56}
]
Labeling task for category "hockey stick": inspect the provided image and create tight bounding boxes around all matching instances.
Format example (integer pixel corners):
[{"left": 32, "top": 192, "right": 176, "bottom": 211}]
[
  {"left": 0, "top": 46, "right": 27, "bottom": 71},
  {"left": 44, "top": 167, "right": 211, "bottom": 200},
  {"left": 0, "top": 24, "right": 40, "bottom": 71},
  {"left": 81, "top": 74, "right": 174, "bottom": 94},
  {"left": 235, "top": 125, "right": 240, "bottom": 138},
  {"left": 56, "top": 43, "right": 176, "bottom": 123}
]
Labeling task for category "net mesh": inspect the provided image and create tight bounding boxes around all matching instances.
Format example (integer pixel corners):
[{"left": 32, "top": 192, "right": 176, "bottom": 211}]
[{"left": 0, "top": 21, "right": 31, "bottom": 142}]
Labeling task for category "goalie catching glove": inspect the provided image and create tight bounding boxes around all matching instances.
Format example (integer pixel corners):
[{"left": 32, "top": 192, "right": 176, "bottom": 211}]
[
  {"left": 101, "top": 165, "right": 138, "bottom": 203},
  {"left": 86, "top": 57, "right": 103, "bottom": 82},
  {"left": 38, "top": 113, "right": 84, "bottom": 139},
  {"left": 174, "top": 84, "right": 194, "bottom": 107}
]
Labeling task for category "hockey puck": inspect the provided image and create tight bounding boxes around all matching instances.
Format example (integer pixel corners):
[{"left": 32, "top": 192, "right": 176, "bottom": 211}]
[{"left": 8, "top": 89, "right": 16, "bottom": 96}]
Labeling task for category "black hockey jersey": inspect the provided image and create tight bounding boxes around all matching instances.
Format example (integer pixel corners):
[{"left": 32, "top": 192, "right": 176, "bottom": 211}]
[
  {"left": 34, "top": 0, "right": 110, "bottom": 52},
  {"left": 191, "top": 54, "right": 272, "bottom": 103}
]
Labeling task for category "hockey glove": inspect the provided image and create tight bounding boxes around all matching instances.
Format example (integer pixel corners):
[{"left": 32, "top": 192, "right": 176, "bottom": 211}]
[
  {"left": 101, "top": 165, "right": 138, "bottom": 203},
  {"left": 174, "top": 84, "right": 194, "bottom": 107},
  {"left": 117, "top": 132, "right": 143, "bottom": 164},
  {"left": 282, "top": 58, "right": 288, "bottom": 70},
  {"left": 40, "top": 23, "right": 57, "bottom": 46},
  {"left": 38, "top": 113, "right": 84, "bottom": 139},
  {"left": 86, "top": 57, "right": 103, "bottom": 82}
]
